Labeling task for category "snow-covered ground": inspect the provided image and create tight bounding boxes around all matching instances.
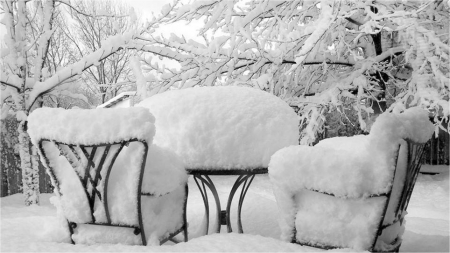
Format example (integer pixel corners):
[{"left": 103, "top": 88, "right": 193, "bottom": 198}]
[{"left": 1, "top": 169, "right": 449, "bottom": 252}]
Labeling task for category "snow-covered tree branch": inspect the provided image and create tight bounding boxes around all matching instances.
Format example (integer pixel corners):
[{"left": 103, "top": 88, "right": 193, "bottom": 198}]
[
  {"left": 0, "top": 0, "right": 176, "bottom": 205},
  {"left": 132, "top": 0, "right": 449, "bottom": 144}
]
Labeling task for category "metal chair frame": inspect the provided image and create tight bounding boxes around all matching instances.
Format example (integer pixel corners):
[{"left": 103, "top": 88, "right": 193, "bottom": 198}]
[
  {"left": 291, "top": 139, "right": 426, "bottom": 252},
  {"left": 37, "top": 138, "right": 188, "bottom": 246}
]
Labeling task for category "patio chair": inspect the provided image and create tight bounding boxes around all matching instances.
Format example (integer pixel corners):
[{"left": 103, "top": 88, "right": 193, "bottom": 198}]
[
  {"left": 27, "top": 107, "right": 188, "bottom": 246},
  {"left": 269, "top": 108, "right": 434, "bottom": 252}
]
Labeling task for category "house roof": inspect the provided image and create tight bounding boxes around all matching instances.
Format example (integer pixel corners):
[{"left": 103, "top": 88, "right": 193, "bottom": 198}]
[{"left": 97, "top": 91, "right": 137, "bottom": 108}]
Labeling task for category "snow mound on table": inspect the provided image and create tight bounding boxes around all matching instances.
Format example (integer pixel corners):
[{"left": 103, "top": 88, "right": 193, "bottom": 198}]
[
  {"left": 27, "top": 107, "right": 156, "bottom": 146},
  {"left": 138, "top": 86, "right": 300, "bottom": 169},
  {"left": 268, "top": 107, "right": 434, "bottom": 250}
]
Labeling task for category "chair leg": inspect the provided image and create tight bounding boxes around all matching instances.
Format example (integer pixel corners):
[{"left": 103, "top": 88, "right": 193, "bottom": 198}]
[
  {"left": 67, "top": 220, "right": 76, "bottom": 244},
  {"left": 137, "top": 195, "right": 147, "bottom": 246},
  {"left": 184, "top": 184, "right": 189, "bottom": 242}
]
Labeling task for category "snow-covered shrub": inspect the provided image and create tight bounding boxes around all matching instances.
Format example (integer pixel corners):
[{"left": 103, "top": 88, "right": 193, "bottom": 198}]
[
  {"left": 269, "top": 107, "right": 434, "bottom": 251},
  {"left": 138, "top": 86, "right": 300, "bottom": 169}
]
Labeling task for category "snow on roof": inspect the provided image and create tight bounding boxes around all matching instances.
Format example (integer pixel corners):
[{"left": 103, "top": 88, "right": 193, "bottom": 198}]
[
  {"left": 97, "top": 91, "right": 136, "bottom": 108},
  {"left": 138, "top": 86, "right": 300, "bottom": 169},
  {"left": 27, "top": 107, "right": 155, "bottom": 146}
]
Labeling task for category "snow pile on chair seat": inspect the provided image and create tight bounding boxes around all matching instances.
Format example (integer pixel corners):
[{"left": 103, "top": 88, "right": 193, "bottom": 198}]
[
  {"left": 71, "top": 185, "right": 187, "bottom": 246},
  {"left": 116, "top": 144, "right": 188, "bottom": 196},
  {"left": 28, "top": 107, "right": 156, "bottom": 146},
  {"left": 293, "top": 191, "right": 388, "bottom": 250},
  {"left": 268, "top": 107, "right": 434, "bottom": 250},
  {"left": 138, "top": 86, "right": 300, "bottom": 169}
]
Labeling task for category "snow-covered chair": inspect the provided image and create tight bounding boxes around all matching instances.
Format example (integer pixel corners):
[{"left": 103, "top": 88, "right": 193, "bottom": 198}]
[
  {"left": 269, "top": 108, "right": 434, "bottom": 252},
  {"left": 27, "top": 107, "right": 188, "bottom": 246}
]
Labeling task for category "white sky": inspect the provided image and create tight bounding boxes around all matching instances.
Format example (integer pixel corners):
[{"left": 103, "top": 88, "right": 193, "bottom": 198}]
[
  {"left": 128, "top": 0, "right": 170, "bottom": 20},
  {"left": 129, "top": 0, "right": 202, "bottom": 40}
]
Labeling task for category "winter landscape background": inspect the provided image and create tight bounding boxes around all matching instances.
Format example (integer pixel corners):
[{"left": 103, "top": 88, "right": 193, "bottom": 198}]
[{"left": 1, "top": 0, "right": 449, "bottom": 252}]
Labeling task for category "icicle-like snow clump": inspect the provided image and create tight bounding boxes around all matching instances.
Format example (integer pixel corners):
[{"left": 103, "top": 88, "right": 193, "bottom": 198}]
[
  {"left": 138, "top": 86, "right": 300, "bottom": 169},
  {"left": 269, "top": 107, "right": 434, "bottom": 250}
]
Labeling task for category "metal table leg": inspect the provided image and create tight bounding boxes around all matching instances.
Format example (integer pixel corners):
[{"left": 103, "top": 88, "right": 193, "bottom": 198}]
[
  {"left": 226, "top": 174, "right": 255, "bottom": 233},
  {"left": 191, "top": 172, "right": 258, "bottom": 235},
  {"left": 193, "top": 175, "right": 222, "bottom": 234}
]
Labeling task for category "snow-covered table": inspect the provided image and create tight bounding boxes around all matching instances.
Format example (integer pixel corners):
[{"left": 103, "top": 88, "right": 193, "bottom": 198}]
[{"left": 138, "top": 86, "right": 300, "bottom": 235}]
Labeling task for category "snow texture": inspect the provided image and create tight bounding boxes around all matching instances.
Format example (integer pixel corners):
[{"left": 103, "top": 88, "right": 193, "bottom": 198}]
[
  {"left": 269, "top": 107, "right": 435, "bottom": 250},
  {"left": 138, "top": 86, "right": 300, "bottom": 169},
  {"left": 1, "top": 169, "right": 448, "bottom": 252},
  {"left": 293, "top": 191, "right": 387, "bottom": 250},
  {"left": 141, "top": 145, "right": 188, "bottom": 196},
  {"left": 27, "top": 107, "right": 156, "bottom": 146},
  {"left": 71, "top": 185, "right": 186, "bottom": 246}
]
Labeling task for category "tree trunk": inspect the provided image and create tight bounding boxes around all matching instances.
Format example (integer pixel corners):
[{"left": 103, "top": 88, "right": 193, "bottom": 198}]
[
  {"left": 17, "top": 80, "right": 40, "bottom": 205},
  {"left": 18, "top": 120, "right": 40, "bottom": 206},
  {"left": 1, "top": 116, "right": 22, "bottom": 197},
  {"left": 370, "top": 32, "right": 387, "bottom": 114}
]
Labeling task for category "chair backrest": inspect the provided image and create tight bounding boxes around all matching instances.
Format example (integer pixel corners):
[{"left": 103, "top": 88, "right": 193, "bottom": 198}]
[
  {"left": 28, "top": 107, "right": 155, "bottom": 245},
  {"left": 372, "top": 139, "right": 426, "bottom": 251},
  {"left": 37, "top": 139, "right": 148, "bottom": 227}
]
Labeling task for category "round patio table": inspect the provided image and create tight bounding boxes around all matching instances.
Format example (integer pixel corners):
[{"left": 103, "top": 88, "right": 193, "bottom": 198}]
[
  {"left": 186, "top": 167, "right": 268, "bottom": 235},
  {"left": 137, "top": 86, "right": 300, "bottom": 236}
]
